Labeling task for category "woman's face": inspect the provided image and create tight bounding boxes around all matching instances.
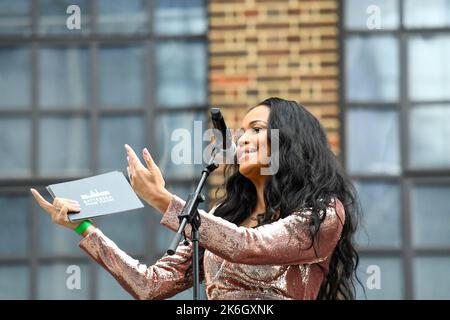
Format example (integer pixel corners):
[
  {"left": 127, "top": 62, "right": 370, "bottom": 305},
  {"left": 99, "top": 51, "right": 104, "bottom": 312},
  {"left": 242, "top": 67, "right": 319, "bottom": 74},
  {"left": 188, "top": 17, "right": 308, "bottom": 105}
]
[{"left": 236, "top": 105, "right": 271, "bottom": 180}]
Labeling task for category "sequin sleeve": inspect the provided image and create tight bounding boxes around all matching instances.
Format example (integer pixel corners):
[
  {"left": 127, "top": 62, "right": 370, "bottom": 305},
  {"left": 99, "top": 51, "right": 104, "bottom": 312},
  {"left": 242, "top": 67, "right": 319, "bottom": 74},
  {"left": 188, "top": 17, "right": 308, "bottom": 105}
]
[
  {"left": 161, "top": 194, "right": 345, "bottom": 266},
  {"left": 78, "top": 227, "right": 199, "bottom": 300}
]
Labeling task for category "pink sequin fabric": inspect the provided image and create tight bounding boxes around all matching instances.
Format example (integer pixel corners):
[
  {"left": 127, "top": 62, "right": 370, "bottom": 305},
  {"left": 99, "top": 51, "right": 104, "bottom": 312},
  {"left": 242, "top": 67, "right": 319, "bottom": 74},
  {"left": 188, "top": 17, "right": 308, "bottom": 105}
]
[{"left": 79, "top": 195, "right": 345, "bottom": 300}]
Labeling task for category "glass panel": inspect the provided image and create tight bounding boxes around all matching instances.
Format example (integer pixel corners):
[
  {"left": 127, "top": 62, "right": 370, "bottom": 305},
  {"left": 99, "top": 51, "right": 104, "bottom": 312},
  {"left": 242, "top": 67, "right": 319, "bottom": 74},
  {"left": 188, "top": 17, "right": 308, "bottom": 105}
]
[
  {"left": 0, "top": 0, "right": 31, "bottom": 35},
  {"left": 412, "top": 184, "right": 450, "bottom": 246},
  {"left": 97, "top": 0, "right": 147, "bottom": 34},
  {"left": 356, "top": 256, "right": 403, "bottom": 299},
  {"left": 154, "top": 112, "right": 207, "bottom": 179},
  {"left": 404, "top": 0, "right": 450, "bottom": 28},
  {"left": 156, "top": 42, "right": 207, "bottom": 107},
  {"left": 39, "top": 47, "right": 90, "bottom": 109},
  {"left": 37, "top": 199, "right": 84, "bottom": 256},
  {"left": 408, "top": 35, "right": 450, "bottom": 101},
  {"left": 346, "top": 109, "right": 400, "bottom": 175},
  {"left": 0, "top": 47, "right": 31, "bottom": 109},
  {"left": 414, "top": 257, "right": 450, "bottom": 299},
  {"left": 354, "top": 182, "right": 401, "bottom": 248},
  {"left": 0, "top": 196, "right": 28, "bottom": 255},
  {"left": 38, "top": 117, "right": 90, "bottom": 176},
  {"left": 99, "top": 46, "right": 145, "bottom": 108},
  {"left": 344, "top": 0, "right": 399, "bottom": 30},
  {"left": 0, "top": 265, "right": 29, "bottom": 299},
  {"left": 155, "top": 0, "right": 207, "bottom": 36},
  {"left": 37, "top": 263, "right": 90, "bottom": 299},
  {"left": 95, "top": 206, "right": 147, "bottom": 254},
  {"left": 39, "top": 0, "right": 90, "bottom": 35},
  {"left": 346, "top": 36, "right": 399, "bottom": 102},
  {"left": 409, "top": 106, "right": 450, "bottom": 169},
  {"left": 96, "top": 265, "right": 132, "bottom": 300},
  {"left": 98, "top": 116, "right": 144, "bottom": 173},
  {"left": 0, "top": 118, "right": 31, "bottom": 177}
]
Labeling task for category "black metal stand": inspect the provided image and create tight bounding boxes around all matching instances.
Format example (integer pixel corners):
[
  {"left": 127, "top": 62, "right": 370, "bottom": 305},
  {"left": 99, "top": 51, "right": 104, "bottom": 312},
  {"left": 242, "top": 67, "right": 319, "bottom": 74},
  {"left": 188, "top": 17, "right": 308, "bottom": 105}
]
[{"left": 166, "top": 148, "right": 220, "bottom": 300}]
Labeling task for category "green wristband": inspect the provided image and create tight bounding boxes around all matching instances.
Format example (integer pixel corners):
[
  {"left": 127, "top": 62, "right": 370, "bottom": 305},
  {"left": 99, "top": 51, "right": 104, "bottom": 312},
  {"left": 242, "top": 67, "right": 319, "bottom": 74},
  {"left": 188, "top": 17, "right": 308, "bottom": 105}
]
[{"left": 74, "top": 220, "right": 92, "bottom": 235}]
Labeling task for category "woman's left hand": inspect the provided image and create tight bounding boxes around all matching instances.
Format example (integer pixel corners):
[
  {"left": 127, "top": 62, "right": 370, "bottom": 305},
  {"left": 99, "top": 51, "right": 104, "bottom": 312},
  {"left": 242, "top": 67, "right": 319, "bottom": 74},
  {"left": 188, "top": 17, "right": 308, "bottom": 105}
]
[{"left": 125, "top": 144, "right": 172, "bottom": 213}]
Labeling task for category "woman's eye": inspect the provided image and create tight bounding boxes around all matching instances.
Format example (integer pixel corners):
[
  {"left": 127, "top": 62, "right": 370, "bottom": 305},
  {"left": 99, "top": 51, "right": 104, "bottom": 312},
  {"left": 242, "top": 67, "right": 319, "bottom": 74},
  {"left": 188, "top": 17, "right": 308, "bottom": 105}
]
[{"left": 252, "top": 127, "right": 261, "bottom": 133}]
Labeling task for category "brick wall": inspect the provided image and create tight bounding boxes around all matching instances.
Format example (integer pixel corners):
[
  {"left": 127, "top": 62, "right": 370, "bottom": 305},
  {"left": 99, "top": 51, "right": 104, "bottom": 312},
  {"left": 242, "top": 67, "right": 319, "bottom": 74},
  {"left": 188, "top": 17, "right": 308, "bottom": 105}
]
[{"left": 207, "top": 0, "right": 340, "bottom": 197}]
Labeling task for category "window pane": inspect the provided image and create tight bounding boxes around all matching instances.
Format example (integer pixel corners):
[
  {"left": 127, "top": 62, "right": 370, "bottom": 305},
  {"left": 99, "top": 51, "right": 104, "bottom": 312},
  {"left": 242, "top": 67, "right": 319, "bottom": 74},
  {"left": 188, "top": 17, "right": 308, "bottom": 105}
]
[
  {"left": 346, "top": 36, "right": 399, "bottom": 102},
  {"left": 39, "top": 0, "right": 89, "bottom": 35},
  {"left": 0, "top": 47, "right": 31, "bottom": 109},
  {"left": 409, "top": 106, "right": 450, "bottom": 169},
  {"left": 37, "top": 199, "right": 84, "bottom": 256},
  {"left": 97, "top": 0, "right": 148, "bottom": 34},
  {"left": 0, "top": 196, "right": 28, "bottom": 255},
  {"left": 154, "top": 112, "right": 207, "bottom": 179},
  {"left": 415, "top": 257, "right": 450, "bottom": 299},
  {"left": 404, "top": 0, "right": 450, "bottom": 28},
  {"left": 96, "top": 265, "right": 132, "bottom": 300},
  {"left": 356, "top": 257, "right": 403, "bottom": 299},
  {"left": 99, "top": 46, "right": 145, "bottom": 108},
  {"left": 355, "top": 182, "right": 401, "bottom": 248},
  {"left": 156, "top": 42, "right": 207, "bottom": 107},
  {"left": 0, "top": 265, "right": 29, "bottom": 299},
  {"left": 347, "top": 109, "right": 400, "bottom": 175},
  {"left": 0, "top": 0, "right": 31, "bottom": 35},
  {"left": 412, "top": 184, "right": 450, "bottom": 246},
  {"left": 39, "top": 117, "right": 90, "bottom": 176},
  {"left": 39, "top": 47, "right": 90, "bottom": 109},
  {"left": 344, "top": 0, "right": 399, "bottom": 30},
  {"left": 95, "top": 206, "right": 147, "bottom": 255},
  {"left": 38, "top": 263, "right": 90, "bottom": 299},
  {"left": 155, "top": 0, "right": 207, "bottom": 36},
  {"left": 99, "top": 116, "right": 144, "bottom": 172},
  {"left": 408, "top": 35, "right": 450, "bottom": 101},
  {"left": 0, "top": 118, "right": 31, "bottom": 177}
]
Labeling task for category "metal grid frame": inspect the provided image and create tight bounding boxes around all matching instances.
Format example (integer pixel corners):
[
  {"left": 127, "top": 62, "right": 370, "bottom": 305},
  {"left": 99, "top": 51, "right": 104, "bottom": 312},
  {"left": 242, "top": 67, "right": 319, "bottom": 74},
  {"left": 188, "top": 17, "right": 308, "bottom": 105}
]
[
  {"left": 0, "top": 0, "right": 208, "bottom": 300},
  {"left": 339, "top": 0, "right": 450, "bottom": 299}
]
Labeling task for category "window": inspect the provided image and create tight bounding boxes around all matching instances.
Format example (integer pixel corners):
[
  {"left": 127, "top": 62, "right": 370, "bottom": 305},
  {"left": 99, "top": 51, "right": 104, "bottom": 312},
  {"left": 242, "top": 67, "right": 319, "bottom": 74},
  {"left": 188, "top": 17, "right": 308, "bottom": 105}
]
[
  {"left": 343, "top": 0, "right": 450, "bottom": 299},
  {"left": 0, "top": 0, "right": 207, "bottom": 300}
]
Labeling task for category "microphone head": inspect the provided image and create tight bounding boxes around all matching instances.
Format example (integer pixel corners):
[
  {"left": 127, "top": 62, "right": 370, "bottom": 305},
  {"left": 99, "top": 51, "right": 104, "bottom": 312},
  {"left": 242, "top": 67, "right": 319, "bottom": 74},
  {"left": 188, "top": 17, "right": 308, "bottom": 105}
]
[
  {"left": 210, "top": 107, "right": 231, "bottom": 151},
  {"left": 210, "top": 108, "right": 222, "bottom": 120}
]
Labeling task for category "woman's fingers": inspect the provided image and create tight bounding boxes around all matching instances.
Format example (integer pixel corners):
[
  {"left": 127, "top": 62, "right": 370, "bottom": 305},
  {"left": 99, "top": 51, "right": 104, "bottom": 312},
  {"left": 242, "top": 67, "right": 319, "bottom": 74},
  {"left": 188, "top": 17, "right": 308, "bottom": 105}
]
[
  {"left": 57, "top": 199, "right": 81, "bottom": 212},
  {"left": 59, "top": 203, "right": 80, "bottom": 217},
  {"left": 30, "top": 188, "right": 53, "bottom": 213},
  {"left": 127, "top": 166, "right": 132, "bottom": 181},
  {"left": 142, "top": 148, "right": 157, "bottom": 170},
  {"left": 125, "top": 144, "right": 142, "bottom": 169}
]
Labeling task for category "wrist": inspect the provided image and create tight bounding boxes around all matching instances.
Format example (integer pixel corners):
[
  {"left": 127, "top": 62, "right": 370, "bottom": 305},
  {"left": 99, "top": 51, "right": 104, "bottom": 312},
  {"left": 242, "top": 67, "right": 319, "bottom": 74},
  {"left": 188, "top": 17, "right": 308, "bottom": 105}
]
[
  {"left": 151, "top": 188, "right": 173, "bottom": 214},
  {"left": 81, "top": 224, "right": 96, "bottom": 238}
]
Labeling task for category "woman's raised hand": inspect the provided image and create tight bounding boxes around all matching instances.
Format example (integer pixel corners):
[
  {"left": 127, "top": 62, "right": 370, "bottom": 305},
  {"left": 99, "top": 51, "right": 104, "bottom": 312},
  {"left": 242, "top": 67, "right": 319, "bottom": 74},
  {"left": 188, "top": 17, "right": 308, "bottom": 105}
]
[{"left": 125, "top": 144, "right": 172, "bottom": 213}]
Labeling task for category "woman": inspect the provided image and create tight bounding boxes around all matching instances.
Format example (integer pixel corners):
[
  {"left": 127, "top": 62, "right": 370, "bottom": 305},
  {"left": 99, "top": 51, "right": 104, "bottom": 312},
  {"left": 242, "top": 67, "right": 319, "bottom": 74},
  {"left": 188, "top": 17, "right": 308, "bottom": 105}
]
[{"left": 31, "top": 97, "right": 360, "bottom": 300}]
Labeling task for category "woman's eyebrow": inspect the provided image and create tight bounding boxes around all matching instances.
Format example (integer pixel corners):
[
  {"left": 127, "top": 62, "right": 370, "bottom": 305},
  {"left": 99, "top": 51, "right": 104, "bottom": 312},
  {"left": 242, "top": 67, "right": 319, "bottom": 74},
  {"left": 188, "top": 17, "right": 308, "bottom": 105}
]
[{"left": 239, "top": 120, "right": 268, "bottom": 130}]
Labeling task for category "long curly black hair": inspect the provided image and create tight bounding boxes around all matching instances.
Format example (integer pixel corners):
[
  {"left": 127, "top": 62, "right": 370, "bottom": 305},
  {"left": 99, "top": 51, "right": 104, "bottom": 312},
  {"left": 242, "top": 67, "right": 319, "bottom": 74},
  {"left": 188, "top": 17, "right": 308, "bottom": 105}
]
[{"left": 189, "top": 97, "right": 362, "bottom": 299}]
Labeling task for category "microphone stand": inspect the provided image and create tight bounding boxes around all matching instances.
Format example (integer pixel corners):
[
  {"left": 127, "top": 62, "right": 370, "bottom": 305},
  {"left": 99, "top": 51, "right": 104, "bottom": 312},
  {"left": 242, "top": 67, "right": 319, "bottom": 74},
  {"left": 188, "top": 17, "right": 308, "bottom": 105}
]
[{"left": 166, "top": 146, "right": 220, "bottom": 300}]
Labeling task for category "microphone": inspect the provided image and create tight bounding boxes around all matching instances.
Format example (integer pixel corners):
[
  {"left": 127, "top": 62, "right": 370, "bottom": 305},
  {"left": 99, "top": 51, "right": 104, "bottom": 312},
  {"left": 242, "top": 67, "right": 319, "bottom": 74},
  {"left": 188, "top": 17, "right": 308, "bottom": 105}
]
[{"left": 210, "top": 108, "right": 236, "bottom": 153}]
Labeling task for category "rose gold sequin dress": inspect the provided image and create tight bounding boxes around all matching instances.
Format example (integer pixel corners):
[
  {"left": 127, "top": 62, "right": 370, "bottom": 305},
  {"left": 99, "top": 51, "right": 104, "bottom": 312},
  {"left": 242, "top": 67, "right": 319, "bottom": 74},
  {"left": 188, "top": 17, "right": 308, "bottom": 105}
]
[{"left": 79, "top": 195, "right": 345, "bottom": 300}]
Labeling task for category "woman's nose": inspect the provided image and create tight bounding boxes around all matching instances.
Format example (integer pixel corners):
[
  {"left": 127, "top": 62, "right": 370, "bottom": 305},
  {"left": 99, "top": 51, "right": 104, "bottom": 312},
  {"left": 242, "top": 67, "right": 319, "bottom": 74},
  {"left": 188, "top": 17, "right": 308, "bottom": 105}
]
[{"left": 236, "top": 130, "right": 250, "bottom": 147}]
